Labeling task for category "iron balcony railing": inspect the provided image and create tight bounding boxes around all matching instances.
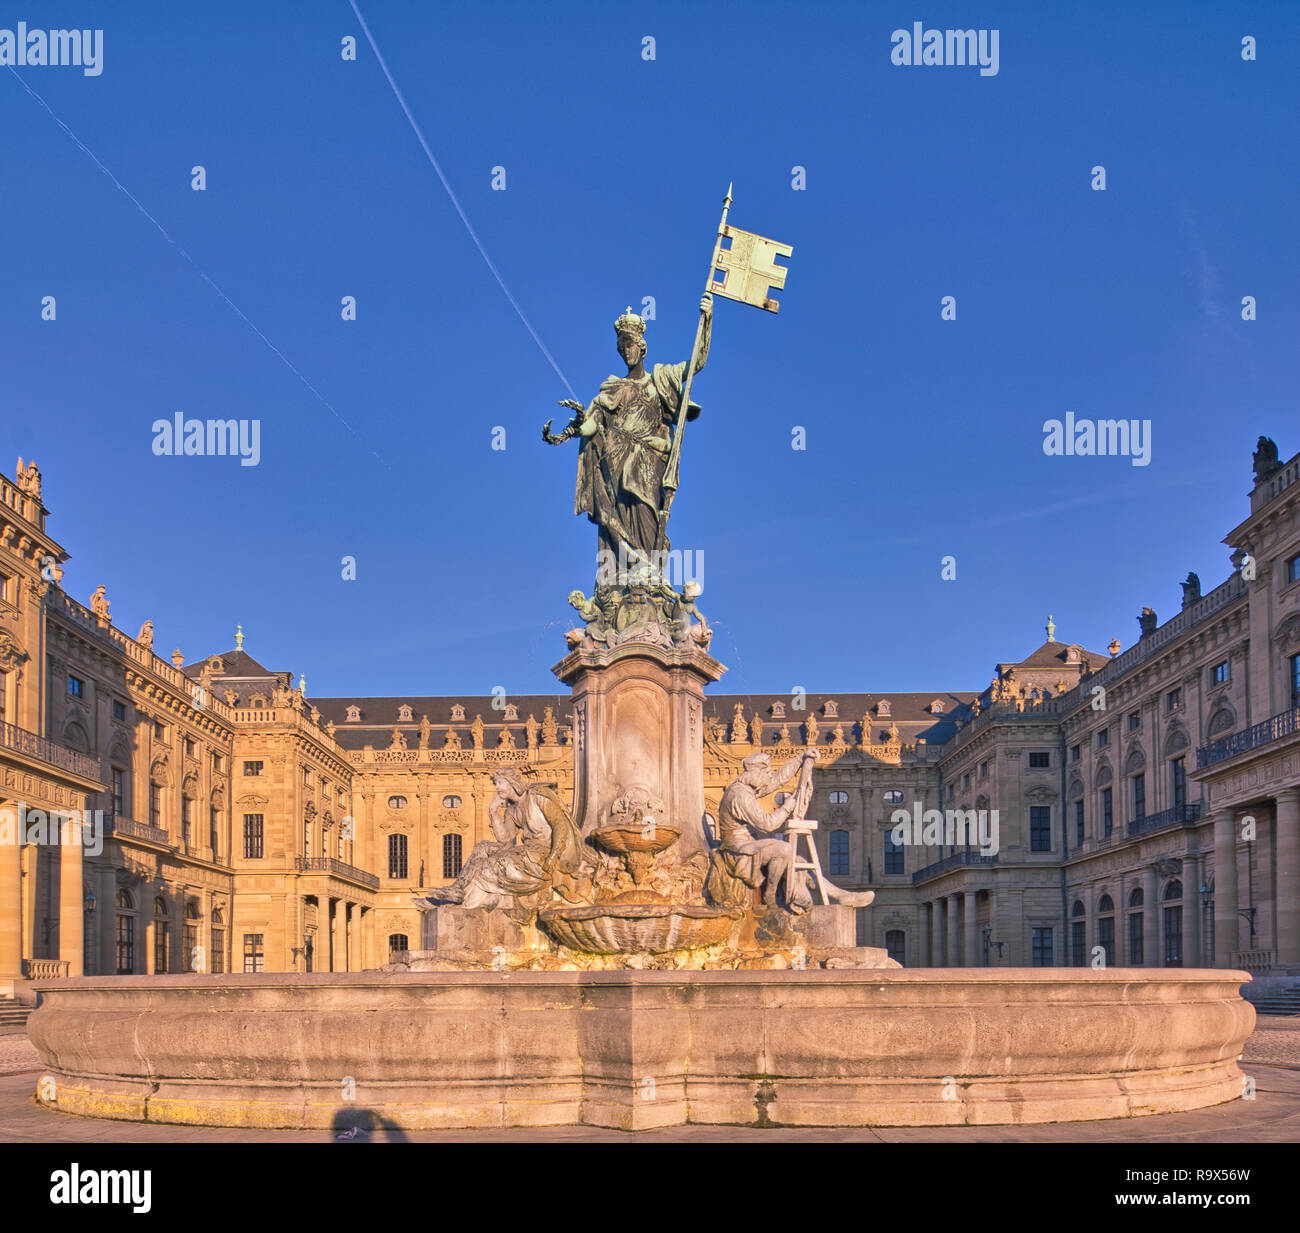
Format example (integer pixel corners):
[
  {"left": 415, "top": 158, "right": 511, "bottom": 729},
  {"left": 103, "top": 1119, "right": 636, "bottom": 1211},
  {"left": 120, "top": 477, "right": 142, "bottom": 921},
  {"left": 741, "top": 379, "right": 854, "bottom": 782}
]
[
  {"left": 1126, "top": 801, "right": 1203, "bottom": 837},
  {"left": 294, "top": 856, "right": 380, "bottom": 890},
  {"left": 0, "top": 721, "right": 102, "bottom": 782},
  {"left": 1196, "top": 705, "right": 1300, "bottom": 770},
  {"left": 912, "top": 850, "right": 999, "bottom": 884}
]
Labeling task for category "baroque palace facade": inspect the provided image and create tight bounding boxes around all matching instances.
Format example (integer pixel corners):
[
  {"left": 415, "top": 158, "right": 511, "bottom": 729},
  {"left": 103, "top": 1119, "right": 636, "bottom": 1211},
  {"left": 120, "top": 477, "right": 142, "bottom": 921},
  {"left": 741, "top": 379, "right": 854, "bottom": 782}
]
[{"left": 2, "top": 439, "right": 1298, "bottom": 997}]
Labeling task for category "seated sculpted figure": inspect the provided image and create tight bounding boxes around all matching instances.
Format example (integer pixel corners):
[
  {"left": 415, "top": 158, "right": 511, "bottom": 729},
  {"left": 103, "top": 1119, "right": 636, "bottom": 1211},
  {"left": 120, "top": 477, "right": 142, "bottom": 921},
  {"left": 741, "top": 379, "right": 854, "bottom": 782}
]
[
  {"left": 707, "top": 750, "right": 818, "bottom": 909},
  {"left": 426, "top": 768, "right": 590, "bottom": 912}
]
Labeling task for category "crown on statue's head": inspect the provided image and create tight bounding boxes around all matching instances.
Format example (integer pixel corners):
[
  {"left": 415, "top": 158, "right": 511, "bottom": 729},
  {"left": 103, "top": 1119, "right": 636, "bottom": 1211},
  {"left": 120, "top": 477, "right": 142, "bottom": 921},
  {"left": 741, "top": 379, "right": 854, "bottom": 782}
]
[{"left": 614, "top": 307, "right": 646, "bottom": 339}]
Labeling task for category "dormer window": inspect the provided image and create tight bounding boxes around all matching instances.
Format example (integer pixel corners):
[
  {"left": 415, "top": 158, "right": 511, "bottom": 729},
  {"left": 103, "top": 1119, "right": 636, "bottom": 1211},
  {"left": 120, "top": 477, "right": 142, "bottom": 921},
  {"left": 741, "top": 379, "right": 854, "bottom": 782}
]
[
  {"left": 450, "top": 704, "right": 466, "bottom": 721},
  {"left": 771, "top": 701, "right": 786, "bottom": 719},
  {"left": 824, "top": 700, "right": 839, "bottom": 719},
  {"left": 1066, "top": 645, "right": 1082, "bottom": 664},
  {"left": 876, "top": 699, "right": 891, "bottom": 717},
  {"left": 397, "top": 704, "right": 413, "bottom": 722},
  {"left": 929, "top": 698, "right": 945, "bottom": 714},
  {"left": 345, "top": 705, "right": 360, "bottom": 722},
  {"left": 504, "top": 704, "right": 519, "bottom": 721}
]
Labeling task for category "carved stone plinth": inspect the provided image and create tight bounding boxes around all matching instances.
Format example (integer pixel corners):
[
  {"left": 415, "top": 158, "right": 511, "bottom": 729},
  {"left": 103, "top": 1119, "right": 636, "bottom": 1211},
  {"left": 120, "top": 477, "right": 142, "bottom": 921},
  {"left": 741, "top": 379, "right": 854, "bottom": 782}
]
[{"left": 552, "top": 639, "right": 725, "bottom": 858}]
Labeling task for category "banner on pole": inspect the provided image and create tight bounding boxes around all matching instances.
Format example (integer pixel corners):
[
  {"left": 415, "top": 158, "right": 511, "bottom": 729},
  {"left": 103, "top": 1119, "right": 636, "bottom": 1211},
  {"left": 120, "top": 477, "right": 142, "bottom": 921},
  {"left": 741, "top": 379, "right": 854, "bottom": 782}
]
[{"left": 708, "top": 224, "right": 793, "bottom": 313}]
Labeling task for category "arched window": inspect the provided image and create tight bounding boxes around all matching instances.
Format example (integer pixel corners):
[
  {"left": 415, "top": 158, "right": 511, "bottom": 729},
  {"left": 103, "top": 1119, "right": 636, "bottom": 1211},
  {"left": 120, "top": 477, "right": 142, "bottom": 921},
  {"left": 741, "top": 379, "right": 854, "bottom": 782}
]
[
  {"left": 1128, "top": 887, "right": 1145, "bottom": 965},
  {"left": 388, "top": 933, "right": 409, "bottom": 959},
  {"left": 1096, "top": 894, "right": 1115, "bottom": 967},
  {"left": 443, "top": 833, "right": 463, "bottom": 878},
  {"left": 115, "top": 890, "right": 135, "bottom": 974},
  {"left": 1162, "top": 880, "right": 1183, "bottom": 967},
  {"left": 1070, "top": 900, "right": 1087, "bottom": 967},
  {"left": 1129, "top": 886, "right": 1143, "bottom": 907},
  {"left": 388, "top": 833, "right": 408, "bottom": 880},
  {"left": 829, "top": 830, "right": 850, "bottom": 877},
  {"left": 442, "top": 795, "right": 462, "bottom": 808},
  {"left": 388, "top": 795, "right": 408, "bottom": 810},
  {"left": 884, "top": 929, "right": 905, "bottom": 966}
]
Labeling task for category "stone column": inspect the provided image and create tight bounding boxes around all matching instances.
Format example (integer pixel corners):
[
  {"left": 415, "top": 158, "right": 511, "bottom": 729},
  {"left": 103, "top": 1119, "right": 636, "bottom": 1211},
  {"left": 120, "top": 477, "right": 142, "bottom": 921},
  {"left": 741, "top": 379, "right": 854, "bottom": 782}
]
[
  {"left": 1213, "top": 811, "right": 1239, "bottom": 967},
  {"left": 963, "top": 890, "right": 978, "bottom": 967},
  {"left": 1181, "top": 860, "right": 1200, "bottom": 967},
  {"left": 99, "top": 866, "right": 116, "bottom": 975},
  {"left": 1275, "top": 789, "right": 1300, "bottom": 966},
  {"left": 320, "top": 896, "right": 332, "bottom": 971},
  {"left": 919, "top": 901, "right": 931, "bottom": 967},
  {"left": 946, "top": 894, "right": 959, "bottom": 967},
  {"left": 1144, "top": 864, "right": 1160, "bottom": 967}
]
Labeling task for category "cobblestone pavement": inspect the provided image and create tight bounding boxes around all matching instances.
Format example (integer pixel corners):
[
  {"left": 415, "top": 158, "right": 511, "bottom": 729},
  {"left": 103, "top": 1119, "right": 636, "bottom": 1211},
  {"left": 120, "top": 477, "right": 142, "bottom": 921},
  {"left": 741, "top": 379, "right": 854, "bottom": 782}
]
[{"left": 1, "top": 1016, "right": 1295, "bottom": 1143}]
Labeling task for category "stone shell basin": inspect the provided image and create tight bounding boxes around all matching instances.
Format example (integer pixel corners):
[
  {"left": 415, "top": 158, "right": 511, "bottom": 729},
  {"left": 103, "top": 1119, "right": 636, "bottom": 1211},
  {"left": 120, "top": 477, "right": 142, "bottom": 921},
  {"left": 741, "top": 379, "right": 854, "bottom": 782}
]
[
  {"left": 591, "top": 822, "right": 681, "bottom": 856},
  {"left": 539, "top": 902, "right": 735, "bottom": 954}
]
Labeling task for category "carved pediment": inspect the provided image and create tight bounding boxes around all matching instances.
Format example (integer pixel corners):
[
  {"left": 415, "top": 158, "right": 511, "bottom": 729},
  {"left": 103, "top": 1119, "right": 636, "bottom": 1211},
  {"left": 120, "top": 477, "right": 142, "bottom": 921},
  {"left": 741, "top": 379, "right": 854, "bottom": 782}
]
[
  {"left": 1025, "top": 785, "right": 1058, "bottom": 802},
  {"left": 1274, "top": 614, "right": 1300, "bottom": 650},
  {"left": 236, "top": 793, "right": 269, "bottom": 808},
  {"left": 0, "top": 629, "right": 29, "bottom": 673},
  {"left": 304, "top": 800, "right": 318, "bottom": 821}
]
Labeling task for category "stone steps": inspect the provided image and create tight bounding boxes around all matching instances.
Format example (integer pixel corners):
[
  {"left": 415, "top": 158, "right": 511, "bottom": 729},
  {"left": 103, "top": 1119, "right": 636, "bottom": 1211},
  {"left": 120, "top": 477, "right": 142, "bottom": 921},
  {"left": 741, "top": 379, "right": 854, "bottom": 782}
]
[
  {"left": 1243, "top": 986, "right": 1300, "bottom": 1016},
  {"left": 0, "top": 998, "right": 31, "bottom": 1030}
]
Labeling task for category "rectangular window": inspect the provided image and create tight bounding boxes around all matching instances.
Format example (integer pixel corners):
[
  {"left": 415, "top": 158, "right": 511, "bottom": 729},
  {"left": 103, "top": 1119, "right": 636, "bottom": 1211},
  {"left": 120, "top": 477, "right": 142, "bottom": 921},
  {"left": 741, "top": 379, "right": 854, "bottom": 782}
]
[
  {"left": 0, "top": 571, "right": 10, "bottom": 603},
  {"left": 1166, "top": 687, "right": 1182, "bottom": 712},
  {"left": 183, "top": 923, "right": 198, "bottom": 971},
  {"left": 1074, "top": 799, "right": 1084, "bottom": 846},
  {"left": 243, "top": 933, "right": 264, "bottom": 974},
  {"left": 153, "top": 919, "right": 170, "bottom": 975},
  {"left": 829, "top": 831, "right": 850, "bottom": 877},
  {"left": 443, "top": 833, "right": 463, "bottom": 878},
  {"left": 154, "top": 721, "right": 167, "bottom": 742},
  {"left": 1032, "top": 927, "right": 1053, "bottom": 967},
  {"left": 1071, "top": 919, "right": 1087, "bottom": 967},
  {"left": 1288, "top": 553, "right": 1300, "bottom": 585},
  {"left": 1132, "top": 773, "right": 1146, "bottom": 822},
  {"left": 1030, "top": 805, "right": 1052, "bottom": 852},
  {"left": 1102, "top": 787, "right": 1113, "bottom": 837},
  {"left": 67, "top": 673, "right": 84, "bottom": 697},
  {"left": 962, "top": 773, "right": 971, "bottom": 790},
  {"left": 243, "top": 760, "right": 263, "bottom": 777},
  {"left": 1171, "top": 757, "right": 1186, "bottom": 811},
  {"left": 243, "top": 814, "right": 264, "bottom": 859},
  {"left": 1127, "top": 711, "right": 1141, "bottom": 732},
  {"left": 111, "top": 767, "right": 124, "bottom": 815},
  {"left": 1098, "top": 915, "right": 1115, "bottom": 967},
  {"left": 1096, "top": 729, "right": 1109, "bottom": 749},
  {"left": 1028, "top": 751, "right": 1050, "bottom": 769},
  {"left": 388, "top": 832, "right": 408, "bottom": 880},
  {"left": 303, "top": 767, "right": 311, "bottom": 785},
  {"left": 884, "top": 830, "right": 904, "bottom": 876},
  {"left": 979, "top": 761, "right": 988, "bottom": 779},
  {"left": 1291, "top": 653, "right": 1300, "bottom": 711},
  {"left": 184, "top": 736, "right": 196, "bottom": 758},
  {"left": 210, "top": 809, "right": 220, "bottom": 859},
  {"left": 303, "top": 818, "right": 311, "bottom": 857},
  {"left": 112, "top": 699, "right": 127, "bottom": 722},
  {"left": 211, "top": 928, "right": 225, "bottom": 974},
  {"left": 1163, "top": 905, "right": 1183, "bottom": 966},
  {"left": 1070, "top": 744, "right": 1080, "bottom": 762},
  {"left": 149, "top": 782, "right": 161, "bottom": 829},
  {"left": 181, "top": 797, "right": 193, "bottom": 850},
  {"left": 1212, "top": 660, "right": 1229, "bottom": 685},
  {"left": 115, "top": 913, "right": 134, "bottom": 974},
  {"left": 1128, "top": 911, "right": 1144, "bottom": 965},
  {"left": 0, "top": 670, "right": 7, "bottom": 724}
]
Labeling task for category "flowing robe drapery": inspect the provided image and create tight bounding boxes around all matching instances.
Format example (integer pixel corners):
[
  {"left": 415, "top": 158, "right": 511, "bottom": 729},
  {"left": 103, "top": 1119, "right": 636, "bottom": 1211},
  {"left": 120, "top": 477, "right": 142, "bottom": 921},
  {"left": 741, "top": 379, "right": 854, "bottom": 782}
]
[{"left": 574, "top": 361, "right": 701, "bottom": 561}]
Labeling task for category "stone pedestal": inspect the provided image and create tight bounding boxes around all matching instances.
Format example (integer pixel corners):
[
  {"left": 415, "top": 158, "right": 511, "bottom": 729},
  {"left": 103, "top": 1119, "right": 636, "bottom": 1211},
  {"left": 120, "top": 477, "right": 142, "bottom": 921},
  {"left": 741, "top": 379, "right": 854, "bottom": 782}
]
[{"left": 553, "top": 640, "right": 725, "bottom": 858}]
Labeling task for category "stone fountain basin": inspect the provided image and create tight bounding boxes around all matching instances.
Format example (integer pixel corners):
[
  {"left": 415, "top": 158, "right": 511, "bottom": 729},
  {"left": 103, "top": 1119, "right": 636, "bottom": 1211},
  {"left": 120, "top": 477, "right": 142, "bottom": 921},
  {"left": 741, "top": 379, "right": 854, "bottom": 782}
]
[
  {"left": 539, "top": 901, "right": 734, "bottom": 954},
  {"left": 590, "top": 823, "right": 681, "bottom": 856},
  {"left": 26, "top": 969, "right": 1256, "bottom": 1131}
]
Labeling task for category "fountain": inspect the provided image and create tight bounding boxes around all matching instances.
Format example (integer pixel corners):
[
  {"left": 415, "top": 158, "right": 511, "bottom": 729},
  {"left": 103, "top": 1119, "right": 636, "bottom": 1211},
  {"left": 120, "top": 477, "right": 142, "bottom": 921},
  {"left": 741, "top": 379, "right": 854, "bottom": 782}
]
[{"left": 24, "top": 212, "right": 1255, "bottom": 1132}]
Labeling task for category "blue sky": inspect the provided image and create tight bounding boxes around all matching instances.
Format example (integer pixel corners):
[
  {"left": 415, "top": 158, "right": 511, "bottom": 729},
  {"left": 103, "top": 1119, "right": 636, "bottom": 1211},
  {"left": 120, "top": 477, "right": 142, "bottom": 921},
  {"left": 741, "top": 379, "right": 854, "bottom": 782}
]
[{"left": 3, "top": 0, "right": 1297, "bottom": 700}]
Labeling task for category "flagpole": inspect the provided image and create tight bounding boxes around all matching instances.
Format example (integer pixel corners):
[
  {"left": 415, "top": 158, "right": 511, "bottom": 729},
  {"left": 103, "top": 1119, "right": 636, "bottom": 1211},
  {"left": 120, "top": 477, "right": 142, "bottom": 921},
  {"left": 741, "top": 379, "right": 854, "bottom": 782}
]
[{"left": 658, "top": 183, "right": 732, "bottom": 544}]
